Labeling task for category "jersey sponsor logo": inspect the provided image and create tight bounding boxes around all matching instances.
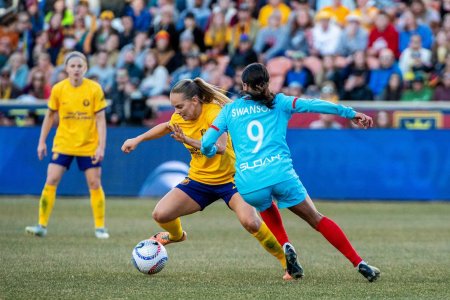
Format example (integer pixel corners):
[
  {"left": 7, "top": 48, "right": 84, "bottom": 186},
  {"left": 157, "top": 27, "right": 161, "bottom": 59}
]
[
  {"left": 63, "top": 111, "right": 93, "bottom": 120},
  {"left": 200, "top": 129, "right": 206, "bottom": 136},
  {"left": 188, "top": 147, "right": 204, "bottom": 157},
  {"left": 83, "top": 99, "right": 90, "bottom": 107},
  {"left": 231, "top": 105, "right": 269, "bottom": 117},
  {"left": 239, "top": 154, "right": 282, "bottom": 171}
]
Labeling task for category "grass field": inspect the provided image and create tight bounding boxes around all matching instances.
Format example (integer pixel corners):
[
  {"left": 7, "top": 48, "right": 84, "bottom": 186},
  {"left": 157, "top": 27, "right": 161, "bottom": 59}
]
[{"left": 1, "top": 198, "right": 449, "bottom": 299}]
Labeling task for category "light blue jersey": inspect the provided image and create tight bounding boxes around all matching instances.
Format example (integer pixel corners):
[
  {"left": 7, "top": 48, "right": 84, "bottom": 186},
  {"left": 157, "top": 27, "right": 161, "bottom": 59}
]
[{"left": 201, "top": 93, "right": 356, "bottom": 194}]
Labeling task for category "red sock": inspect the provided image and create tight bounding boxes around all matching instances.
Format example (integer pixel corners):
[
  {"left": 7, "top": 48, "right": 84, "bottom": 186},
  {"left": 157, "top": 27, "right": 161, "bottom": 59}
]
[
  {"left": 260, "top": 201, "right": 290, "bottom": 246},
  {"left": 316, "top": 216, "right": 362, "bottom": 267}
]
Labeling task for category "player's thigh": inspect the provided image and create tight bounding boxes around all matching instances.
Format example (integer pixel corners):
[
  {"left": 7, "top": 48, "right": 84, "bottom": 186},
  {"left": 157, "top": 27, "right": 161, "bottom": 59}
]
[
  {"left": 84, "top": 167, "right": 102, "bottom": 190},
  {"left": 46, "top": 163, "right": 66, "bottom": 185},
  {"left": 228, "top": 193, "right": 261, "bottom": 233},
  {"left": 240, "top": 187, "right": 273, "bottom": 212},
  {"left": 152, "top": 188, "right": 202, "bottom": 223},
  {"left": 288, "top": 194, "right": 323, "bottom": 228}
]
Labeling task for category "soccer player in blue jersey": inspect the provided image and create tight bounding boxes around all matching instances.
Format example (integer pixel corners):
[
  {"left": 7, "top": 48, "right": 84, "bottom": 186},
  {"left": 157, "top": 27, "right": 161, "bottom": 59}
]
[{"left": 199, "top": 63, "right": 381, "bottom": 282}]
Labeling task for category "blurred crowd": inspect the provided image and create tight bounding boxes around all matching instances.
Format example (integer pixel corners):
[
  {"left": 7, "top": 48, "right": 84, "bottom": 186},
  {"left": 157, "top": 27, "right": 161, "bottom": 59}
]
[{"left": 0, "top": 0, "right": 450, "bottom": 127}]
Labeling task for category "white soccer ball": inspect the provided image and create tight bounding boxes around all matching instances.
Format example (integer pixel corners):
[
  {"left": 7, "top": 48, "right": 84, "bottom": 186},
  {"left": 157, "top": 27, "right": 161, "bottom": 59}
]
[{"left": 131, "top": 239, "right": 168, "bottom": 275}]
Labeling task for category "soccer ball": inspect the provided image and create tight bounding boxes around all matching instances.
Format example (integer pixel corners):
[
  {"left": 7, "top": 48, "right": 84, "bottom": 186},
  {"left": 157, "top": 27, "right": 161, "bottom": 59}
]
[{"left": 131, "top": 239, "right": 168, "bottom": 275}]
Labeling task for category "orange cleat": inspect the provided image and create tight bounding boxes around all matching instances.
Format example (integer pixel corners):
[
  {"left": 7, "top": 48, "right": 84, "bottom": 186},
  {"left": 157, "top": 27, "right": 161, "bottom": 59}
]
[{"left": 150, "top": 231, "right": 187, "bottom": 246}]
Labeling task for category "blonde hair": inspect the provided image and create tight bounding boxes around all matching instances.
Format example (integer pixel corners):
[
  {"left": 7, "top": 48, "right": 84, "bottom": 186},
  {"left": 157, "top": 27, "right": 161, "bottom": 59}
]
[
  {"left": 171, "top": 78, "right": 231, "bottom": 107},
  {"left": 64, "top": 51, "right": 87, "bottom": 66}
]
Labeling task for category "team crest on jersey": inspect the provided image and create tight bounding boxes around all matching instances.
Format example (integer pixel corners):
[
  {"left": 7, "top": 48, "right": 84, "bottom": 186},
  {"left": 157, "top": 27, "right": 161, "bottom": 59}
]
[
  {"left": 180, "top": 178, "right": 190, "bottom": 185},
  {"left": 52, "top": 153, "right": 59, "bottom": 160},
  {"left": 83, "top": 99, "right": 90, "bottom": 106},
  {"left": 200, "top": 129, "right": 206, "bottom": 136}
]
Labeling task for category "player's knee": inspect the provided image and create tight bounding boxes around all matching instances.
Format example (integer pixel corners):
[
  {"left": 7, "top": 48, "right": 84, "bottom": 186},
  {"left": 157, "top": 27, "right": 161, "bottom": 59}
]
[
  {"left": 87, "top": 179, "right": 101, "bottom": 190},
  {"left": 152, "top": 209, "right": 170, "bottom": 223},
  {"left": 46, "top": 177, "right": 60, "bottom": 186},
  {"left": 241, "top": 217, "right": 260, "bottom": 234}
]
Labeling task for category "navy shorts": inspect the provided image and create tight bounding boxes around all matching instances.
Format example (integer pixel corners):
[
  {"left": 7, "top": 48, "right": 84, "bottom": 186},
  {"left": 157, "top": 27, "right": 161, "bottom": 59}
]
[
  {"left": 175, "top": 178, "right": 238, "bottom": 210},
  {"left": 50, "top": 152, "right": 101, "bottom": 171}
]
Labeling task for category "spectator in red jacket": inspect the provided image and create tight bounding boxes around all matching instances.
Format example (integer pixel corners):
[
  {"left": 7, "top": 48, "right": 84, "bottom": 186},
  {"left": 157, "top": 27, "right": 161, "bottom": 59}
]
[{"left": 367, "top": 11, "right": 399, "bottom": 58}]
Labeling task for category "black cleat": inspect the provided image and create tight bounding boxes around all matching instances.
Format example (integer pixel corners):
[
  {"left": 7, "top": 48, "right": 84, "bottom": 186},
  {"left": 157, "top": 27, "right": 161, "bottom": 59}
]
[
  {"left": 358, "top": 263, "right": 380, "bottom": 282},
  {"left": 283, "top": 243, "right": 304, "bottom": 279}
]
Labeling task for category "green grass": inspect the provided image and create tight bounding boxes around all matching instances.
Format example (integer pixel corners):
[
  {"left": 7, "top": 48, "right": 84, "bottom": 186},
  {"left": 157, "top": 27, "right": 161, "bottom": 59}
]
[{"left": 1, "top": 198, "right": 449, "bottom": 299}]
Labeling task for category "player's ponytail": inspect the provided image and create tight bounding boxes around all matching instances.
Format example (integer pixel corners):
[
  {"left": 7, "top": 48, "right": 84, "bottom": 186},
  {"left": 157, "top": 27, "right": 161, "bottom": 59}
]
[
  {"left": 242, "top": 63, "right": 275, "bottom": 109},
  {"left": 171, "top": 78, "right": 231, "bottom": 107}
]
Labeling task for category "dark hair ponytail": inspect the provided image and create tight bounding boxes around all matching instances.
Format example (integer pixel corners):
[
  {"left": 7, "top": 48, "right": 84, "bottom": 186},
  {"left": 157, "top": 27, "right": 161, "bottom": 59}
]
[{"left": 241, "top": 63, "right": 275, "bottom": 109}]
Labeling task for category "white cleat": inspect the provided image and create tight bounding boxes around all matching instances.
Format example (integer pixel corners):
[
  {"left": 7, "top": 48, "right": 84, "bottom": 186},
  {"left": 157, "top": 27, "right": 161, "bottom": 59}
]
[{"left": 95, "top": 228, "right": 110, "bottom": 239}]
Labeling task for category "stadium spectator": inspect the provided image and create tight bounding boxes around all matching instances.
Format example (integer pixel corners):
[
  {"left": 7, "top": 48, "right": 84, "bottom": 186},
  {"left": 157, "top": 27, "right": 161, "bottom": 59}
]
[
  {"left": 341, "top": 69, "right": 373, "bottom": 100},
  {"left": 139, "top": 50, "right": 169, "bottom": 97},
  {"left": 258, "top": 0, "right": 291, "bottom": 28},
  {"left": 204, "top": 8, "right": 229, "bottom": 56},
  {"left": 369, "top": 48, "right": 402, "bottom": 97},
  {"left": 253, "top": 12, "right": 288, "bottom": 62},
  {"left": 170, "top": 51, "right": 202, "bottom": 87},
  {"left": 399, "top": 34, "right": 432, "bottom": 78},
  {"left": 431, "top": 31, "right": 449, "bottom": 73},
  {"left": 6, "top": 52, "right": 29, "bottom": 90},
  {"left": 433, "top": 71, "right": 450, "bottom": 101},
  {"left": 15, "top": 12, "right": 34, "bottom": 66},
  {"left": 401, "top": 74, "right": 433, "bottom": 101},
  {"left": 351, "top": 0, "right": 378, "bottom": 30},
  {"left": 87, "top": 10, "right": 118, "bottom": 54},
  {"left": 0, "top": 67, "right": 22, "bottom": 100},
  {"left": 72, "top": 16, "right": 89, "bottom": 53},
  {"left": 104, "top": 33, "right": 120, "bottom": 67},
  {"left": 44, "top": 0, "right": 75, "bottom": 28},
  {"left": 117, "top": 31, "right": 149, "bottom": 70},
  {"left": 374, "top": 110, "right": 391, "bottom": 128},
  {"left": 227, "top": 65, "right": 244, "bottom": 98},
  {"left": 378, "top": 73, "right": 403, "bottom": 101},
  {"left": 410, "top": 0, "right": 440, "bottom": 28},
  {"left": 340, "top": 50, "right": 370, "bottom": 84},
  {"left": 214, "top": 0, "right": 236, "bottom": 25},
  {"left": 31, "top": 31, "right": 49, "bottom": 66},
  {"left": 46, "top": 13, "right": 64, "bottom": 65},
  {"left": 179, "top": 11, "right": 206, "bottom": 52},
  {"left": 200, "top": 63, "right": 380, "bottom": 283},
  {"left": 228, "top": 34, "right": 258, "bottom": 71},
  {"left": 398, "top": 9, "right": 433, "bottom": 53},
  {"left": 367, "top": 11, "right": 399, "bottom": 58},
  {"left": 118, "top": 15, "right": 136, "bottom": 49},
  {"left": 153, "top": 30, "right": 179, "bottom": 74},
  {"left": 316, "top": 0, "right": 355, "bottom": 11},
  {"left": 75, "top": 0, "right": 97, "bottom": 33},
  {"left": 179, "top": 30, "right": 200, "bottom": 60},
  {"left": 226, "top": 2, "right": 259, "bottom": 55},
  {"left": 86, "top": 50, "right": 115, "bottom": 93},
  {"left": 318, "top": 55, "right": 341, "bottom": 89},
  {"left": 25, "top": 51, "right": 109, "bottom": 239},
  {"left": 108, "top": 68, "right": 131, "bottom": 125},
  {"left": 311, "top": 10, "right": 342, "bottom": 56},
  {"left": 336, "top": 13, "right": 367, "bottom": 57},
  {"left": 285, "top": 8, "right": 313, "bottom": 56},
  {"left": 310, "top": 113, "right": 343, "bottom": 128},
  {"left": 148, "top": 5, "right": 179, "bottom": 51},
  {"left": 441, "top": 0, "right": 450, "bottom": 18},
  {"left": 318, "top": 0, "right": 350, "bottom": 27},
  {"left": 0, "top": 36, "right": 13, "bottom": 70},
  {"left": 178, "top": 0, "right": 211, "bottom": 31},
  {"left": 286, "top": 81, "right": 303, "bottom": 97},
  {"left": 121, "top": 48, "right": 144, "bottom": 84},
  {"left": 22, "top": 69, "right": 51, "bottom": 100},
  {"left": 26, "top": 0, "right": 44, "bottom": 34},
  {"left": 284, "top": 51, "right": 314, "bottom": 90},
  {"left": 125, "top": 0, "right": 152, "bottom": 33},
  {"left": 29, "top": 52, "right": 54, "bottom": 86}
]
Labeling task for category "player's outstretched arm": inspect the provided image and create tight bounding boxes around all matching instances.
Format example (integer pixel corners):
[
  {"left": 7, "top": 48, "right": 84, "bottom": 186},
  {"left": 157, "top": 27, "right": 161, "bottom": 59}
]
[
  {"left": 37, "top": 109, "right": 57, "bottom": 160},
  {"left": 293, "top": 97, "right": 356, "bottom": 119},
  {"left": 121, "top": 122, "right": 171, "bottom": 153},
  {"left": 171, "top": 124, "right": 227, "bottom": 154}
]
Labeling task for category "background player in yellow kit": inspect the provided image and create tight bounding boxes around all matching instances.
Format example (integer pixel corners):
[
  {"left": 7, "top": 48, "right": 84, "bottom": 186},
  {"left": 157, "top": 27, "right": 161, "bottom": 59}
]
[
  {"left": 121, "top": 78, "right": 303, "bottom": 280},
  {"left": 25, "top": 51, "right": 109, "bottom": 239}
]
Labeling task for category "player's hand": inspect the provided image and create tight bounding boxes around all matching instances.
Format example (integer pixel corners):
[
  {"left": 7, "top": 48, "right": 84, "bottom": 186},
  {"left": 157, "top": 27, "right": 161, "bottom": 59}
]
[
  {"left": 121, "top": 138, "right": 139, "bottom": 153},
  {"left": 170, "top": 124, "right": 186, "bottom": 143},
  {"left": 37, "top": 142, "right": 47, "bottom": 160},
  {"left": 351, "top": 112, "right": 373, "bottom": 129},
  {"left": 93, "top": 147, "right": 104, "bottom": 164}
]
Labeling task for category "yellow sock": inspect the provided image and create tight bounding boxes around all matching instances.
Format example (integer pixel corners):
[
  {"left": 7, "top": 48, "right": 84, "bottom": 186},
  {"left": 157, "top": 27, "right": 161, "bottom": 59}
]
[
  {"left": 252, "top": 222, "right": 287, "bottom": 269},
  {"left": 156, "top": 218, "right": 183, "bottom": 241},
  {"left": 90, "top": 187, "right": 105, "bottom": 228},
  {"left": 38, "top": 184, "right": 57, "bottom": 227}
]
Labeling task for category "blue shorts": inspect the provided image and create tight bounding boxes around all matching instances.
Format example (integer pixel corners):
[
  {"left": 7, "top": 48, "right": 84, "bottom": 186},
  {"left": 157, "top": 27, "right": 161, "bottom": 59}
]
[
  {"left": 50, "top": 152, "right": 101, "bottom": 171},
  {"left": 241, "top": 177, "right": 307, "bottom": 212},
  {"left": 175, "top": 178, "right": 237, "bottom": 210}
]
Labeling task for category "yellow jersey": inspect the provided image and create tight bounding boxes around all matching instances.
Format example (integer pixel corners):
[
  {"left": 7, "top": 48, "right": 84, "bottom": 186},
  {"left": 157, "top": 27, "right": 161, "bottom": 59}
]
[
  {"left": 48, "top": 78, "right": 107, "bottom": 156},
  {"left": 169, "top": 103, "right": 235, "bottom": 185}
]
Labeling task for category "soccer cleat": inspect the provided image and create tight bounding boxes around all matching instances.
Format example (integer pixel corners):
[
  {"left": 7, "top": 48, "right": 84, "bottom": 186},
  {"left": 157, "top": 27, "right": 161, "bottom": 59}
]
[
  {"left": 95, "top": 228, "right": 110, "bottom": 239},
  {"left": 283, "top": 243, "right": 304, "bottom": 279},
  {"left": 358, "top": 262, "right": 380, "bottom": 282},
  {"left": 150, "top": 231, "right": 187, "bottom": 246},
  {"left": 25, "top": 225, "right": 47, "bottom": 237}
]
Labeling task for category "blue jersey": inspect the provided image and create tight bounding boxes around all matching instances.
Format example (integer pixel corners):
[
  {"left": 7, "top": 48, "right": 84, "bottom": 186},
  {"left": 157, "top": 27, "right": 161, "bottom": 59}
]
[{"left": 201, "top": 93, "right": 356, "bottom": 194}]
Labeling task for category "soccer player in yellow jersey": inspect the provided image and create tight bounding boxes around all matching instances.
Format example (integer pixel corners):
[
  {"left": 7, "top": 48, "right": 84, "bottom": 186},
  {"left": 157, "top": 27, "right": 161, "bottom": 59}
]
[
  {"left": 121, "top": 78, "right": 303, "bottom": 280},
  {"left": 25, "top": 51, "right": 109, "bottom": 239}
]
